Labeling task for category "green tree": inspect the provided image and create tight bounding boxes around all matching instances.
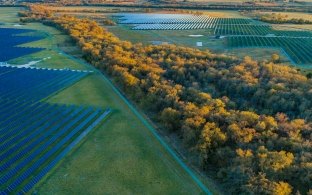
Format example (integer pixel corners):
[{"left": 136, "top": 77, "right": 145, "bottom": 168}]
[
  {"left": 198, "top": 122, "right": 227, "bottom": 160},
  {"left": 257, "top": 146, "right": 294, "bottom": 172},
  {"left": 271, "top": 53, "right": 281, "bottom": 63},
  {"left": 160, "top": 107, "right": 181, "bottom": 131}
]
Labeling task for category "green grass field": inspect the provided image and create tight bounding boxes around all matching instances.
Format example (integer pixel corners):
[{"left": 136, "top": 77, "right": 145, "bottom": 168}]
[
  {"left": 42, "top": 73, "right": 214, "bottom": 194},
  {"left": 0, "top": 7, "right": 221, "bottom": 194},
  {"left": 0, "top": 7, "right": 22, "bottom": 23}
]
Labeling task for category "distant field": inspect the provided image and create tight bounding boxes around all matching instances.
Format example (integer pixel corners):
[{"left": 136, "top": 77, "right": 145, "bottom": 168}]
[
  {"left": 48, "top": 6, "right": 146, "bottom": 13},
  {"left": 191, "top": 0, "right": 243, "bottom": 1},
  {"left": 255, "top": 11, "right": 312, "bottom": 21},
  {"left": 200, "top": 10, "right": 247, "bottom": 18},
  {"left": 0, "top": 7, "right": 21, "bottom": 23},
  {"left": 50, "top": 6, "right": 247, "bottom": 18},
  {"left": 274, "top": 24, "right": 312, "bottom": 31},
  {"left": 0, "top": 7, "right": 219, "bottom": 195},
  {"left": 271, "top": 12, "right": 312, "bottom": 20}
]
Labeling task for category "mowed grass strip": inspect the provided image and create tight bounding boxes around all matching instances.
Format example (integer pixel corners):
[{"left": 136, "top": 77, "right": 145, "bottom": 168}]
[{"left": 44, "top": 73, "right": 217, "bottom": 194}]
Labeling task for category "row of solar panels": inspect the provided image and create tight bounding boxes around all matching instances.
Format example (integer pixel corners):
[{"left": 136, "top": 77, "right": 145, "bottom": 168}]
[
  {"left": 0, "top": 98, "right": 110, "bottom": 194},
  {"left": 0, "top": 28, "right": 43, "bottom": 62},
  {"left": 0, "top": 66, "right": 87, "bottom": 101},
  {"left": 1, "top": 21, "right": 108, "bottom": 195},
  {"left": 116, "top": 13, "right": 253, "bottom": 24}
]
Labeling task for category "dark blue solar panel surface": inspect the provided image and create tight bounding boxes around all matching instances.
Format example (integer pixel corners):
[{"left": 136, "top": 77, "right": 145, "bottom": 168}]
[
  {"left": 0, "top": 66, "right": 111, "bottom": 194},
  {"left": 0, "top": 99, "right": 110, "bottom": 194},
  {"left": 0, "top": 66, "right": 88, "bottom": 101},
  {"left": 0, "top": 28, "right": 44, "bottom": 62}
]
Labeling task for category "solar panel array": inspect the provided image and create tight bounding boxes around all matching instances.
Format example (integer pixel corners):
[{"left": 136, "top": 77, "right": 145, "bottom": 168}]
[
  {"left": 0, "top": 28, "right": 33, "bottom": 36},
  {"left": 0, "top": 99, "right": 110, "bottom": 195},
  {"left": 0, "top": 66, "right": 111, "bottom": 194},
  {"left": 214, "top": 25, "right": 312, "bottom": 37},
  {"left": 0, "top": 66, "right": 88, "bottom": 101},
  {"left": 227, "top": 36, "right": 312, "bottom": 64},
  {"left": 0, "top": 26, "right": 111, "bottom": 193},
  {"left": 0, "top": 28, "right": 44, "bottom": 62},
  {"left": 117, "top": 14, "right": 312, "bottom": 38},
  {"left": 214, "top": 24, "right": 272, "bottom": 36},
  {"left": 116, "top": 13, "right": 254, "bottom": 30},
  {"left": 117, "top": 13, "right": 252, "bottom": 24},
  {"left": 0, "top": 35, "right": 42, "bottom": 46}
]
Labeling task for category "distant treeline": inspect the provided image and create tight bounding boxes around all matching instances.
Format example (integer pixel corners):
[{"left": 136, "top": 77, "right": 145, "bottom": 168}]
[
  {"left": 259, "top": 13, "right": 312, "bottom": 24},
  {"left": 20, "top": 5, "right": 312, "bottom": 195},
  {"left": 3, "top": 0, "right": 312, "bottom": 12},
  {"left": 75, "top": 3, "right": 312, "bottom": 12}
]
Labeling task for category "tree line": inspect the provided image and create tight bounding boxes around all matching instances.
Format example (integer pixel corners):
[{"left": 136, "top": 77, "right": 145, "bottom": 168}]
[
  {"left": 21, "top": 5, "right": 312, "bottom": 194},
  {"left": 259, "top": 13, "right": 312, "bottom": 24}
]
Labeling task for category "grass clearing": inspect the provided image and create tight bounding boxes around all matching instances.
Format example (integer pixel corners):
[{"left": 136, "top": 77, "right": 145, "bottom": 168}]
[
  {"left": 258, "top": 11, "right": 312, "bottom": 21},
  {"left": 273, "top": 24, "right": 312, "bottom": 31},
  {"left": 0, "top": 7, "right": 23, "bottom": 23},
  {"left": 189, "top": 10, "right": 247, "bottom": 18}
]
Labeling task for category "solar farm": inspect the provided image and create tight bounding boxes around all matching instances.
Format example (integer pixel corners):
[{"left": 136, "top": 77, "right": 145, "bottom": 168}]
[
  {"left": 115, "top": 13, "right": 312, "bottom": 66},
  {"left": 0, "top": 8, "right": 230, "bottom": 194},
  {"left": 0, "top": 28, "right": 111, "bottom": 194},
  {"left": 227, "top": 36, "right": 312, "bottom": 64},
  {"left": 116, "top": 13, "right": 254, "bottom": 30}
]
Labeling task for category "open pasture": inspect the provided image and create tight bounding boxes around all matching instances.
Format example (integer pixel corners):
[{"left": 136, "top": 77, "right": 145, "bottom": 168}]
[
  {"left": 256, "top": 11, "right": 312, "bottom": 21},
  {"left": 227, "top": 36, "right": 312, "bottom": 65},
  {"left": 0, "top": 7, "right": 22, "bottom": 23}
]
